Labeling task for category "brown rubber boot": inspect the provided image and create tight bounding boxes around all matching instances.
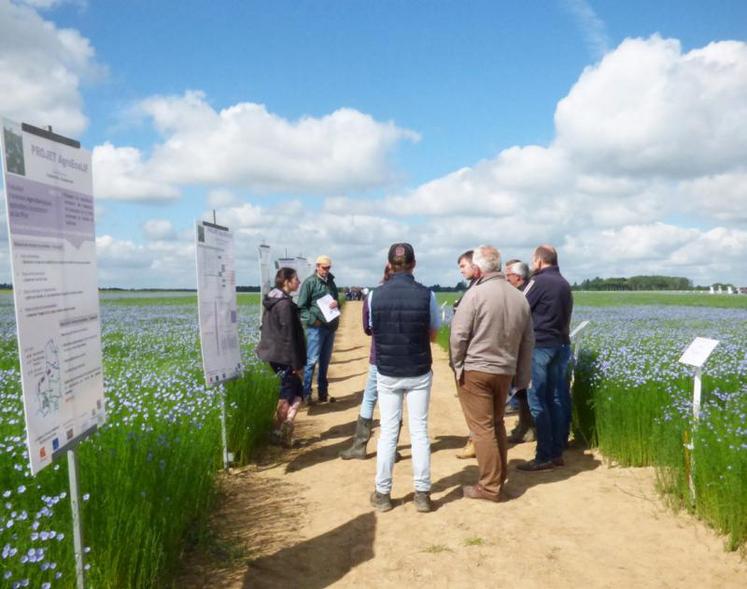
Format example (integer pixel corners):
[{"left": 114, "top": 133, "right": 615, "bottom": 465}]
[
  {"left": 340, "top": 416, "right": 373, "bottom": 460},
  {"left": 508, "top": 397, "right": 534, "bottom": 443}
]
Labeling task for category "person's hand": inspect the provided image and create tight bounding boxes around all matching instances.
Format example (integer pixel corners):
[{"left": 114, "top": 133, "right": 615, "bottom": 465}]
[{"left": 329, "top": 300, "right": 339, "bottom": 309}]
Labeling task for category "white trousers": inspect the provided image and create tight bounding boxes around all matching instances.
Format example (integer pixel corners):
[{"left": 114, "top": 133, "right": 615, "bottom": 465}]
[{"left": 375, "top": 371, "right": 432, "bottom": 494}]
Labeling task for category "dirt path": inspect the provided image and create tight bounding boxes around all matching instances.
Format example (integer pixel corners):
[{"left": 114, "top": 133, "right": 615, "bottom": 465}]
[{"left": 182, "top": 301, "right": 747, "bottom": 588}]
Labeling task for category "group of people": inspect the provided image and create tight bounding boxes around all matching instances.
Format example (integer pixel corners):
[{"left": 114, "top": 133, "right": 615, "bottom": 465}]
[{"left": 257, "top": 241, "right": 573, "bottom": 511}]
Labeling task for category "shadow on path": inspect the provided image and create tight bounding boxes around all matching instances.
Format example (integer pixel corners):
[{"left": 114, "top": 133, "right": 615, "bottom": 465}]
[
  {"left": 328, "top": 371, "right": 367, "bottom": 384},
  {"left": 334, "top": 345, "right": 364, "bottom": 353},
  {"left": 423, "top": 448, "right": 602, "bottom": 510},
  {"left": 283, "top": 416, "right": 383, "bottom": 473},
  {"left": 243, "top": 512, "right": 376, "bottom": 588},
  {"left": 307, "top": 392, "right": 362, "bottom": 415},
  {"left": 431, "top": 434, "right": 469, "bottom": 454},
  {"left": 504, "top": 449, "right": 601, "bottom": 499},
  {"left": 330, "top": 356, "right": 367, "bottom": 366}
]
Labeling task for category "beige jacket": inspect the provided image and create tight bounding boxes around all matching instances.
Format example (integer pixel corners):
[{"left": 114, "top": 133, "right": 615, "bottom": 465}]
[{"left": 449, "top": 271, "right": 534, "bottom": 388}]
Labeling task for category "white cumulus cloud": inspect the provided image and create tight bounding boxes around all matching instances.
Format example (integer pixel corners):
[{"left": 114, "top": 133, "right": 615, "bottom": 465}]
[
  {"left": 0, "top": 0, "right": 103, "bottom": 136},
  {"left": 142, "top": 219, "right": 174, "bottom": 241},
  {"left": 92, "top": 143, "right": 180, "bottom": 201},
  {"left": 555, "top": 36, "right": 747, "bottom": 178},
  {"left": 136, "top": 91, "right": 419, "bottom": 194}
]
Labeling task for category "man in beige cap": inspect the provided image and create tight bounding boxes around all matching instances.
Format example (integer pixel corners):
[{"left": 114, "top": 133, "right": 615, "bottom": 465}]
[{"left": 297, "top": 255, "right": 340, "bottom": 403}]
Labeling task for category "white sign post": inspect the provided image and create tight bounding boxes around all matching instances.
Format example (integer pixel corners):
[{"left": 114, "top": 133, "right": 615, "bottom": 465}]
[
  {"left": 1, "top": 119, "right": 106, "bottom": 589},
  {"left": 195, "top": 220, "right": 242, "bottom": 470},
  {"left": 678, "top": 336, "right": 719, "bottom": 503}
]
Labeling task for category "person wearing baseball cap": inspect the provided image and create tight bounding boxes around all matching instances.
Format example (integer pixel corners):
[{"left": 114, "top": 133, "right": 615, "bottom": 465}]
[
  {"left": 297, "top": 255, "right": 340, "bottom": 404},
  {"left": 367, "top": 242, "right": 440, "bottom": 513}
]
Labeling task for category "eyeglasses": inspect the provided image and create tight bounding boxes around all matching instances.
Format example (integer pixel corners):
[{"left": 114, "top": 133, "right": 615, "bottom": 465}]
[{"left": 320, "top": 265, "right": 331, "bottom": 271}]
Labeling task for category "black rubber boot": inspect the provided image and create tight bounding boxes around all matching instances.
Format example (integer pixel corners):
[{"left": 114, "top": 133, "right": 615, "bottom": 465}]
[
  {"left": 508, "top": 397, "right": 534, "bottom": 443},
  {"left": 340, "top": 416, "right": 373, "bottom": 460}
]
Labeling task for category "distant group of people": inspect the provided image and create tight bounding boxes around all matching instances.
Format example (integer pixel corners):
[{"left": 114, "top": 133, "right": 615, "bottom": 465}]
[
  {"left": 343, "top": 287, "right": 368, "bottom": 301},
  {"left": 257, "top": 241, "right": 573, "bottom": 511}
]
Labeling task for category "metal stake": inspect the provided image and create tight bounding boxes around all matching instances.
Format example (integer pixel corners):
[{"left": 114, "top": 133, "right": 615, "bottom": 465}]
[
  {"left": 220, "top": 386, "right": 230, "bottom": 471},
  {"left": 67, "top": 449, "right": 86, "bottom": 589},
  {"left": 688, "top": 366, "right": 703, "bottom": 503}
]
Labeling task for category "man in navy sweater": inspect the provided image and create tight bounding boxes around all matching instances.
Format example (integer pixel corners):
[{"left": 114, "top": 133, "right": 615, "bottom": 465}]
[{"left": 517, "top": 245, "right": 573, "bottom": 471}]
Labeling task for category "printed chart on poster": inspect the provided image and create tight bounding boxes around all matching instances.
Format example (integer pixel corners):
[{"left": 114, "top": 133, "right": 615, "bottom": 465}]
[
  {"left": 196, "top": 221, "right": 241, "bottom": 385},
  {"left": 257, "top": 245, "right": 314, "bottom": 299},
  {"left": 1, "top": 119, "right": 105, "bottom": 475}
]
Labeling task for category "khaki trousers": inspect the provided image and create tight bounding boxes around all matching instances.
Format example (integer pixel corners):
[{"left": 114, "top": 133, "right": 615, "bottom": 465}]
[{"left": 458, "top": 371, "right": 513, "bottom": 498}]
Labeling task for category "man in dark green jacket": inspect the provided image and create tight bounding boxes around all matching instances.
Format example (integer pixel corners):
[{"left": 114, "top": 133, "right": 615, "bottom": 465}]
[{"left": 297, "top": 255, "right": 340, "bottom": 403}]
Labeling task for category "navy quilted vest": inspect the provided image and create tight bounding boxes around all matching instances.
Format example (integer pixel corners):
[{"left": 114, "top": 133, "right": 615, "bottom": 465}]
[{"left": 371, "top": 273, "right": 432, "bottom": 377}]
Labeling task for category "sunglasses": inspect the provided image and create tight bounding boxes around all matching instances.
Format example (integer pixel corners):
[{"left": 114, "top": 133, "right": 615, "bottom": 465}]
[{"left": 320, "top": 265, "right": 331, "bottom": 270}]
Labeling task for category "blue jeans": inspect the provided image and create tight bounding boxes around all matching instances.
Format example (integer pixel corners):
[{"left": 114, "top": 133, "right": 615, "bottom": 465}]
[
  {"left": 375, "top": 371, "right": 432, "bottom": 494},
  {"left": 303, "top": 326, "right": 336, "bottom": 400},
  {"left": 527, "top": 345, "right": 571, "bottom": 462},
  {"left": 359, "top": 363, "right": 378, "bottom": 420}
]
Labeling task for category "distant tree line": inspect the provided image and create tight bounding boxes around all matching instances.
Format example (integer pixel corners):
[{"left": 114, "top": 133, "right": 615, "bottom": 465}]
[
  {"left": 572, "top": 275, "right": 693, "bottom": 291},
  {"left": 428, "top": 282, "right": 468, "bottom": 292}
]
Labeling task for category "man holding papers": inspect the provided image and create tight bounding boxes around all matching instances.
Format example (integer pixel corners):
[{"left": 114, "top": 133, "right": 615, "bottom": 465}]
[{"left": 298, "top": 255, "right": 340, "bottom": 404}]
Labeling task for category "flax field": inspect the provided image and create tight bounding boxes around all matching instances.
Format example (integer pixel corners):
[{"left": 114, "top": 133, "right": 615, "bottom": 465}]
[{"left": 0, "top": 293, "right": 277, "bottom": 588}]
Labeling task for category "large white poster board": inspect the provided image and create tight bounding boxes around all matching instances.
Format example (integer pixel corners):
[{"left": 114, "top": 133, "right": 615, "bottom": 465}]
[
  {"left": 1, "top": 119, "right": 105, "bottom": 474},
  {"left": 258, "top": 246, "right": 313, "bottom": 300},
  {"left": 258, "top": 244, "right": 273, "bottom": 299},
  {"left": 196, "top": 221, "right": 241, "bottom": 385},
  {"left": 275, "top": 256, "right": 313, "bottom": 296}
]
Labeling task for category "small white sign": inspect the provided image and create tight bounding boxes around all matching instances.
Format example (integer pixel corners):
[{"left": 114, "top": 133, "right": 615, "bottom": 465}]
[
  {"left": 316, "top": 294, "right": 340, "bottom": 323},
  {"left": 570, "top": 320, "right": 590, "bottom": 339},
  {"left": 678, "top": 337, "right": 719, "bottom": 368}
]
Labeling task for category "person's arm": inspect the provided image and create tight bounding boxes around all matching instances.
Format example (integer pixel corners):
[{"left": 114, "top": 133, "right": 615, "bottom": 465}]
[
  {"left": 362, "top": 294, "right": 372, "bottom": 336},
  {"left": 329, "top": 279, "right": 340, "bottom": 309},
  {"left": 449, "top": 290, "right": 473, "bottom": 381},
  {"left": 296, "top": 278, "right": 312, "bottom": 325},
  {"left": 429, "top": 291, "right": 441, "bottom": 342},
  {"left": 523, "top": 277, "right": 540, "bottom": 311},
  {"left": 367, "top": 290, "right": 374, "bottom": 330},
  {"left": 515, "top": 310, "right": 535, "bottom": 390},
  {"left": 276, "top": 301, "right": 300, "bottom": 370}
]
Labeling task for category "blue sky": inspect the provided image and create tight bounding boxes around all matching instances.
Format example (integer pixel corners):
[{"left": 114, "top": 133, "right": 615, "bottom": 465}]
[{"left": 1, "top": 0, "right": 746, "bottom": 287}]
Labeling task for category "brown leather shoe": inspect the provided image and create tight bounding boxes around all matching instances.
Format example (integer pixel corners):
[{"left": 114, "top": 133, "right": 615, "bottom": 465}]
[
  {"left": 456, "top": 439, "right": 476, "bottom": 459},
  {"left": 462, "top": 484, "right": 500, "bottom": 502}
]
